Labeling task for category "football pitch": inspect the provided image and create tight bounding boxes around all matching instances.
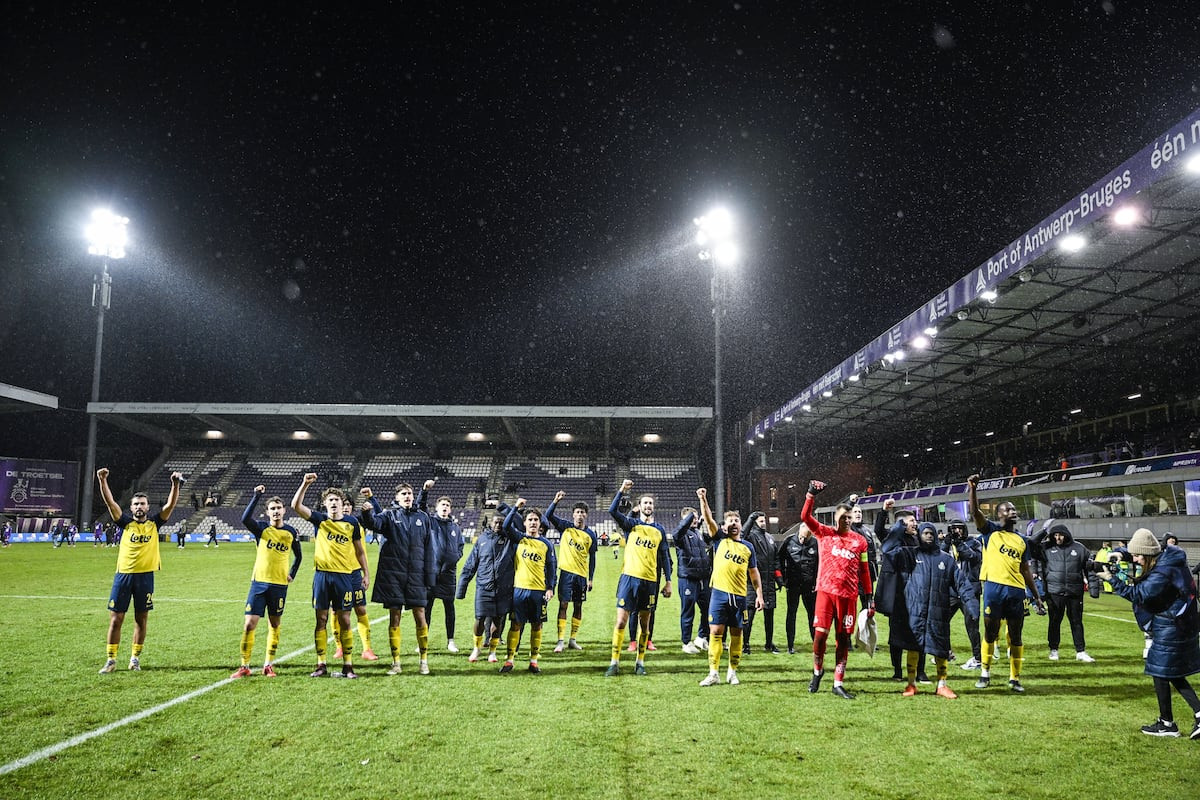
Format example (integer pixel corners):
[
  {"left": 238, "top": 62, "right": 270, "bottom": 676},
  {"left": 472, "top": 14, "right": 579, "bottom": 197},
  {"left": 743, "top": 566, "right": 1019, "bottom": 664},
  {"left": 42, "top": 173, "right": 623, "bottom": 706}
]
[{"left": 0, "top": 542, "right": 1193, "bottom": 799}]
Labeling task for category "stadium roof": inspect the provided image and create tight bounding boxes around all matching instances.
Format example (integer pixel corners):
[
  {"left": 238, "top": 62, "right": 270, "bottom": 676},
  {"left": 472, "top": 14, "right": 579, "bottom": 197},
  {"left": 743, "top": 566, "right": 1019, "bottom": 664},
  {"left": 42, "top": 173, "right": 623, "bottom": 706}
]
[
  {"left": 750, "top": 104, "right": 1200, "bottom": 452},
  {"left": 0, "top": 383, "right": 58, "bottom": 414},
  {"left": 85, "top": 402, "right": 712, "bottom": 453}
]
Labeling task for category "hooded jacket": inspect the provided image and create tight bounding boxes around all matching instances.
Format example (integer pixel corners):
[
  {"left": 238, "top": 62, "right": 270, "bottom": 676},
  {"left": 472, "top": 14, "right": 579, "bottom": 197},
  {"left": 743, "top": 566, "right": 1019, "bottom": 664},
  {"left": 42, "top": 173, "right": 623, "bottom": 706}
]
[
  {"left": 1032, "top": 523, "right": 1090, "bottom": 597},
  {"left": 1110, "top": 545, "right": 1200, "bottom": 679},
  {"left": 456, "top": 525, "right": 516, "bottom": 610},
  {"left": 673, "top": 513, "right": 712, "bottom": 581},
  {"left": 873, "top": 511, "right": 916, "bottom": 618},
  {"left": 883, "top": 521, "right": 979, "bottom": 658},
  {"left": 743, "top": 512, "right": 777, "bottom": 609}
]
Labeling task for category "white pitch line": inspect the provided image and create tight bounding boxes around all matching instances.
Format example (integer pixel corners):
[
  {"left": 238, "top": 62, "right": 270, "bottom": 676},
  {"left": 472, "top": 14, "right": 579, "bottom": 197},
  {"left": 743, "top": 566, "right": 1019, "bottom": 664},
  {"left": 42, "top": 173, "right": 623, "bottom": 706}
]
[
  {"left": 0, "top": 594, "right": 229, "bottom": 603},
  {"left": 1084, "top": 611, "right": 1138, "bottom": 624},
  {"left": 0, "top": 614, "right": 391, "bottom": 776}
]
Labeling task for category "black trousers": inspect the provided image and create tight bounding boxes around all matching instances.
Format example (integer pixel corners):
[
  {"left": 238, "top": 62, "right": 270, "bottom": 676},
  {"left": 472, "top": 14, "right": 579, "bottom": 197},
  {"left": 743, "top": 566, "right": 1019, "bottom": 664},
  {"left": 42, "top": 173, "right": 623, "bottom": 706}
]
[
  {"left": 1046, "top": 593, "right": 1086, "bottom": 652},
  {"left": 784, "top": 583, "right": 817, "bottom": 648}
]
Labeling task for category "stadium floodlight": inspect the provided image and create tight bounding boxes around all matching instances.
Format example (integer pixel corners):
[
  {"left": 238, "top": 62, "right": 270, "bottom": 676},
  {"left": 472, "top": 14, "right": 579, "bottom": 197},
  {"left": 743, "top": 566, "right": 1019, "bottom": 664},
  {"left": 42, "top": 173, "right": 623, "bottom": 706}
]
[
  {"left": 784, "top": 415, "right": 793, "bottom": 422},
  {"left": 924, "top": 326, "right": 938, "bottom": 337},
  {"left": 985, "top": 431, "right": 995, "bottom": 437},
  {"left": 952, "top": 440, "right": 962, "bottom": 445},
  {"left": 956, "top": 309, "right": 970, "bottom": 321},
  {"left": 1112, "top": 206, "right": 1141, "bottom": 226},
  {"left": 911, "top": 335, "right": 930, "bottom": 350},
  {"left": 204, "top": 430, "right": 224, "bottom": 439},
  {"left": 379, "top": 431, "right": 397, "bottom": 441},
  {"left": 1127, "top": 393, "right": 1142, "bottom": 400},
  {"left": 1187, "top": 153, "right": 1200, "bottom": 174},
  {"left": 821, "top": 390, "right": 833, "bottom": 398},
  {"left": 554, "top": 432, "right": 572, "bottom": 442},
  {"left": 643, "top": 433, "right": 661, "bottom": 443},
  {"left": 746, "top": 438, "right": 755, "bottom": 445},
  {"left": 79, "top": 208, "right": 131, "bottom": 528},
  {"left": 292, "top": 430, "right": 311, "bottom": 440},
  {"left": 979, "top": 289, "right": 998, "bottom": 303},
  {"left": 1069, "top": 408, "right": 1082, "bottom": 414},
  {"left": 467, "top": 432, "right": 485, "bottom": 441},
  {"left": 801, "top": 403, "right": 812, "bottom": 412},
  {"left": 694, "top": 204, "right": 743, "bottom": 517},
  {"left": 1059, "top": 234, "right": 1086, "bottom": 252},
  {"left": 85, "top": 208, "right": 129, "bottom": 259}
]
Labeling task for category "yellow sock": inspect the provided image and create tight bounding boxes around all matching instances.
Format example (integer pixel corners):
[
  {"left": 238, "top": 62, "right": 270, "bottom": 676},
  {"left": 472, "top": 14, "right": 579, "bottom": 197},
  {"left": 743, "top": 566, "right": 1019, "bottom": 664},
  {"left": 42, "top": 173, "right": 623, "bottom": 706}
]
[
  {"left": 570, "top": 617, "right": 582, "bottom": 639},
  {"left": 935, "top": 656, "right": 948, "bottom": 683},
  {"left": 1011, "top": 645, "right": 1024, "bottom": 681},
  {"left": 240, "top": 629, "right": 255, "bottom": 666},
  {"left": 266, "top": 625, "right": 280, "bottom": 664},
  {"left": 906, "top": 650, "right": 920, "bottom": 683},
  {"left": 709, "top": 637, "right": 724, "bottom": 672},
  {"left": 356, "top": 611, "right": 372, "bottom": 651},
  {"left": 637, "top": 626, "right": 649, "bottom": 661},
  {"left": 981, "top": 641, "right": 994, "bottom": 673},
  {"left": 730, "top": 629, "right": 743, "bottom": 669},
  {"left": 531, "top": 628, "right": 543, "bottom": 661},
  {"left": 339, "top": 625, "right": 354, "bottom": 664},
  {"left": 332, "top": 616, "right": 341, "bottom": 644},
  {"left": 106, "top": 643, "right": 118, "bottom": 660},
  {"left": 473, "top": 634, "right": 484, "bottom": 650},
  {"left": 507, "top": 628, "right": 521, "bottom": 660},
  {"left": 315, "top": 627, "right": 327, "bottom": 662},
  {"left": 611, "top": 627, "right": 625, "bottom": 663},
  {"left": 131, "top": 643, "right": 143, "bottom": 658},
  {"left": 557, "top": 618, "right": 567, "bottom": 641},
  {"left": 489, "top": 637, "right": 500, "bottom": 654},
  {"left": 389, "top": 626, "right": 402, "bottom": 661},
  {"left": 416, "top": 625, "right": 430, "bottom": 659}
]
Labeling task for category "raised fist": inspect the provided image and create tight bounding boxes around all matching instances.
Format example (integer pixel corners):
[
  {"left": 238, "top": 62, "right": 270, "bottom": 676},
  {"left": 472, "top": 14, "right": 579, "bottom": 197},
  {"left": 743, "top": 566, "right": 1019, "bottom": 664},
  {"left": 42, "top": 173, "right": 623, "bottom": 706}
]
[
  {"left": 883, "top": 498, "right": 896, "bottom": 510},
  {"left": 554, "top": 491, "right": 566, "bottom": 503},
  {"left": 96, "top": 468, "right": 110, "bottom": 481},
  {"left": 621, "top": 479, "right": 633, "bottom": 493},
  {"left": 303, "top": 472, "right": 318, "bottom": 483},
  {"left": 254, "top": 484, "right": 266, "bottom": 494},
  {"left": 359, "top": 487, "right": 373, "bottom": 498},
  {"left": 696, "top": 487, "right": 707, "bottom": 499},
  {"left": 516, "top": 497, "right": 527, "bottom": 509},
  {"left": 423, "top": 479, "right": 435, "bottom": 490},
  {"left": 807, "top": 480, "right": 826, "bottom": 496},
  {"left": 170, "top": 472, "right": 183, "bottom": 483},
  {"left": 848, "top": 493, "right": 859, "bottom": 505},
  {"left": 967, "top": 474, "right": 980, "bottom": 487}
]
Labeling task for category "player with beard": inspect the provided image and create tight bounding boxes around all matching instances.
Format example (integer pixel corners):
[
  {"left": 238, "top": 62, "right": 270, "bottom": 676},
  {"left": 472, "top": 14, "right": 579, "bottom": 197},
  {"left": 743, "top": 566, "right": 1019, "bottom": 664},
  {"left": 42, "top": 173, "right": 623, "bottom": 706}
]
[{"left": 696, "top": 488, "right": 763, "bottom": 686}]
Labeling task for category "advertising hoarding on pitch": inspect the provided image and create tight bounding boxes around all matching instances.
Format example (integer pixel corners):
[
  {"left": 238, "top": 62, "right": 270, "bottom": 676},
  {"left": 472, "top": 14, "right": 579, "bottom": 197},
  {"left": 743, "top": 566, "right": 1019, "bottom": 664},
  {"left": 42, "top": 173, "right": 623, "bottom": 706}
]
[{"left": 0, "top": 457, "right": 80, "bottom": 516}]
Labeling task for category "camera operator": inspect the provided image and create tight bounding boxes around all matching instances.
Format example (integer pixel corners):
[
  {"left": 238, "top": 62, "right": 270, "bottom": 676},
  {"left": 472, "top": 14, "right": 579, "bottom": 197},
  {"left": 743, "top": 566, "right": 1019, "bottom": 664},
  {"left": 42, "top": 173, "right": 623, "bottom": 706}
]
[
  {"left": 1032, "top": 522, "right": 1094, "bottom": 663},
  {"left": 1098, "top": 528, "right": 1200, "bottom": 739}
]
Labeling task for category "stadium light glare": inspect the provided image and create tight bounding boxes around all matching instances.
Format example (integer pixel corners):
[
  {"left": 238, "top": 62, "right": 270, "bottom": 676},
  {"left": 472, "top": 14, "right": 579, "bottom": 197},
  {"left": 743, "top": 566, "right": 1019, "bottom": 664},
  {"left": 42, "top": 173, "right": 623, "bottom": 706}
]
[
  {"left": 292, "top": 430, "right": 311, "bottom": 440},
  {"left": 903, "top": 453, "right": 911, "bottom": 458},
  {"left": 856, "top": 454, "right": 862, "bottom": 459},
  {"left": 924, "top": 326, "right": 938, "bottom": 337},
  {"left": 643, "top": 433, "right": 661, "bottom": 443},
  {"left": 746, "top": 438, "right": 755, "bottom": 445},
  {"left": 1186, "top": 153, "right": 1200, "bottom": 173},
  {"left": 1069, "top": 408, "right": 1082, "bottom": 414},
  {"left": 467, "top": 432, "right": 485, "bottom": 441},
  {"left": 910, "top": 335, "right": 930, "bottom": 350},
  {"left": 712, "top": 240, "right": 739, "bottom": 267},
  {"left": 956, "top": 309, "right": 970, "bottom": 321},
  {"left": 848, "top": 373, "right": 860, "bottom": 382},
  {"left": 952, "top": 440, "right": 962, "bottom": 445},
  {"left": 755, "top": 432, "right": 765, "bottom": 439},
  {"left": 554, "top": 432, "right": 572, "bottom": 442},
  {"left": 1112, "top": 206, "right": 1141, "bottom": 227},
  {"left": 801, "top": 404, "right": 812, "bottom": 412},
  {"left": 979, "top": 289, "right": 998, "bottom": 302},
  {"left": 984, "top": 431, "right": 994, "bottom": 437},
  {"left": 784, "top": 415, "right": 793, "bottom": 422},
  {"left": 821, "top": 390, "right": 833, "bottom": 398},
  {"left": 1127, "top": 393, "right": 1142, "bottom": 400},
  {"left": 85, "top": 208, "right": 129, "bottom": 259},
  {"left": 379, "top": 431, "right": 397, "bottom": 441},
  {"left": 204, "top": 430, "right": 224, "bottom": 439},
  {"left": 697, "top": 206, "right": 734, "bottom": 241},
  {"left": 1059, "top": 234, "right": 1086, "bottom": 252}
]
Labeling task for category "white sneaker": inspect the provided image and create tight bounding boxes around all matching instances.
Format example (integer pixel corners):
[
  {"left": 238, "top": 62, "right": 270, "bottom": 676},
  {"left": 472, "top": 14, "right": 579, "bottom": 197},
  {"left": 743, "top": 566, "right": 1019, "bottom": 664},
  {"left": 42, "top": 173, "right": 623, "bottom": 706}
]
[
  {"left": 468, "top": 647, "right": 480, "bottom": 663},
  {"left": 446, "top": 640, "right": 458, "bottom": 653},
  {"left": 419, "top": 660, "right": 430, "bottom": 675},
  {"left": 387, "top": 663, "right": 403, "bottom": 675},
  {"left": 682, "top": 642, "right": 701, "bottom": 654},
  {"left": 1076, "top": 651, "right": 1095, "bottom": 663},
  {"left": 487, "top": 651, "right": 498, "bottom": 663},
  {"left": 960, "top": 657, "right": 981, "bottom": 670},
  {"left": 568, "top": 639, "right": 583, "bottom": 651},
  {"left": 699, "top": 670, "right": 721, "bottom": 686},
  {"left": 1048, "top": 649, "right": 1059, "bottom": 661},
  {"left": 696, "top": 637, "right": 709, "bottom": 651},
  {"left": 553, "top": 640, "right": 566, "bottom": 653},
  {"left": 128, "top": 657, "right": 140, "bottom": 671},
  {"left": 726, "top": 667, "right": 740, "bottom": 686},
  {"left": 99, "top": 658, "right": 117, "bottom": 674}
]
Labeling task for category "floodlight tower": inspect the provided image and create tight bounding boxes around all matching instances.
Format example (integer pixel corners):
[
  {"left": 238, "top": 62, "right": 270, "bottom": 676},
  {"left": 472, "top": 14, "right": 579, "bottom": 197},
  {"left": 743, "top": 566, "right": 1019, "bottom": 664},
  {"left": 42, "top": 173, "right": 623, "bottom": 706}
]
[
  {"left": 694, "top": 207, "right": 739, "bottom": 518},
  {"left": 79, "top": 208, "right": 128, "bottom": 526}
]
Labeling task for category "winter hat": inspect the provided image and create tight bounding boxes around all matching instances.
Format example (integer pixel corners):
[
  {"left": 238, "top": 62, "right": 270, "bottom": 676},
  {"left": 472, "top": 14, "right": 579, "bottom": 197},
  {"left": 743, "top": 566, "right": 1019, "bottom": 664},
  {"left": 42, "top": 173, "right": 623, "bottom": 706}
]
[{"left": 1126, "top": 528, "right": 1161, "bottom": 557}]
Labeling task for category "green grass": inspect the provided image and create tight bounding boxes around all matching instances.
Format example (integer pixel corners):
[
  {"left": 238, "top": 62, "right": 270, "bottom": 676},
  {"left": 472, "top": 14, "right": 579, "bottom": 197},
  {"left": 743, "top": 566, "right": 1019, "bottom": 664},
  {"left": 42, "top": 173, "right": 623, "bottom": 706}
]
[{"left": 0, "top": 542, "right": 1194, "bottom": 799}]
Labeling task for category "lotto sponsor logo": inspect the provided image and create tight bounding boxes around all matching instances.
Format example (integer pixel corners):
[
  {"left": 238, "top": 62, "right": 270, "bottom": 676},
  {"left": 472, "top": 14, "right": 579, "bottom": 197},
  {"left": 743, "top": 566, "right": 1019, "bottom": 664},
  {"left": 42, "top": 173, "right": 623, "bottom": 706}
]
[
  {"left": 722, "top": 550, "right": 748, "bottom": 565},
  {"left": 830, "top": 545, "right": 857, "bottom": 560}
]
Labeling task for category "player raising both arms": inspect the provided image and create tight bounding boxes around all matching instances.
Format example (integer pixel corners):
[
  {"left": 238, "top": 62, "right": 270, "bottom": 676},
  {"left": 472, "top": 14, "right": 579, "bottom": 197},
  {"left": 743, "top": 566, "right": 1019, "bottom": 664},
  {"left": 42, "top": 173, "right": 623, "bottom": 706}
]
[
  {"left": 97, "top": 467, "right": 182, "bottom": 674},
  {"left": 292, "top": 473, "right": 369, "bottom": 679},
  {"left": 232, "top": 485, "right": 302, "bottom": 678},
  {"left": 800, "top": 480, "right": 874, "bottom": 700},
  {"left": 543, "top": 491, "right": 598, "bottom": 653}
]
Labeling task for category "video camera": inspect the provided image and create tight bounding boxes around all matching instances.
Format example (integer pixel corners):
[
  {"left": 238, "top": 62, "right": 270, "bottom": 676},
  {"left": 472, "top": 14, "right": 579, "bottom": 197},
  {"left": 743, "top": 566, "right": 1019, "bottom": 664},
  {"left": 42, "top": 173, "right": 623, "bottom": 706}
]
[{"left": 1092, "top": 551, "right": 1132, "bottom": 582}]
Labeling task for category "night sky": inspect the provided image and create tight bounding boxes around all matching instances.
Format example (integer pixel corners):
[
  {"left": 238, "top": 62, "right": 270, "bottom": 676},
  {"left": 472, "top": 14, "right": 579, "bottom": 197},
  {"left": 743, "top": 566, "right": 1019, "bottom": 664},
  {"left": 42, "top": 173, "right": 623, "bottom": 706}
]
[{"left": 3, "top": 3, "right": 1200, "bottom": 459}]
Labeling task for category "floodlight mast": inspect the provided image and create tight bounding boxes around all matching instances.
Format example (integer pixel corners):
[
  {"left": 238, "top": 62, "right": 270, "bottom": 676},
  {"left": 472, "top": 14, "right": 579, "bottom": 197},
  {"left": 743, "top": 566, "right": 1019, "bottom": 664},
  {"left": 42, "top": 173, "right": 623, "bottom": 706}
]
[
  {"left": 79, "top": 209, "right": 127, "bottom": 526},
  {"left": 695, "top": 207, "right": 739, "bottom": 518}
]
